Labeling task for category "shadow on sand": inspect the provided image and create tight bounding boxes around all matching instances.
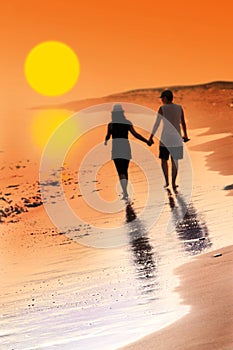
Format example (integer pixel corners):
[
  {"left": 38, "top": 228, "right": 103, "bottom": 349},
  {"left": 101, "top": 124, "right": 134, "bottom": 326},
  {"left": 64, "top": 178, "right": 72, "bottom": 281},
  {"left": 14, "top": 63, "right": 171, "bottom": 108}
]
[
  {"left": 125, "top": 202, "right": 159, "bottom": 296},
  {"left": 166, "top": 189, "right": 212, "bottom": 255}
]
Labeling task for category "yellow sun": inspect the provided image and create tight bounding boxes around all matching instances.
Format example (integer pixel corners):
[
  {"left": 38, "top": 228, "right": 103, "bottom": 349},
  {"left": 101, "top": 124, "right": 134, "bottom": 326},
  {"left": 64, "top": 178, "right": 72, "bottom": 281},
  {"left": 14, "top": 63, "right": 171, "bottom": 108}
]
[{"left": 24, "top": 41, "right": 80, "bottom": 96}]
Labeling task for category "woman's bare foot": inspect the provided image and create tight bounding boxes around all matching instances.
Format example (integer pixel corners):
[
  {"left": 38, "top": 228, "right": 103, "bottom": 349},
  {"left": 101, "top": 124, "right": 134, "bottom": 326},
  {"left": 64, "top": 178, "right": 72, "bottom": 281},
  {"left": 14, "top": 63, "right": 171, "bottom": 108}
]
[{"left": 172, "top": 184, "right": 179, "bottom": 192}]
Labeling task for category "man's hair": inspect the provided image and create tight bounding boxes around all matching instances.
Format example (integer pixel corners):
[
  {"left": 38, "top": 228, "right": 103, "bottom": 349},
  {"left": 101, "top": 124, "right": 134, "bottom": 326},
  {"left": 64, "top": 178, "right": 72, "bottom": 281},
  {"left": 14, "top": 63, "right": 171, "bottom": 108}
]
[{"left": 160, "top": 90, "right": 173, "bottom": 102}]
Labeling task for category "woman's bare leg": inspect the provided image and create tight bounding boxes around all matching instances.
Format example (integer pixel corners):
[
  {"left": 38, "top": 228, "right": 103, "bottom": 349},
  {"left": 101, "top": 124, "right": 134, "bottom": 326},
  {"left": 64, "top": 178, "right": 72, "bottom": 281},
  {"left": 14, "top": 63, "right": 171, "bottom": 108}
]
[{"left": 119, "top": 174, "right": 128, "bottom": 198}]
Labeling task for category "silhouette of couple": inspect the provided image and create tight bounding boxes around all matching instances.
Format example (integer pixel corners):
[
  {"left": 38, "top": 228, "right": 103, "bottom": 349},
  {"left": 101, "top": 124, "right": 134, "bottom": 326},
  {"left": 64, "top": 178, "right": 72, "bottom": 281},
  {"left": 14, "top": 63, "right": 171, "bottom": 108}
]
[{"left": 104, "top": 90, "right": 189, "bottom": 200}]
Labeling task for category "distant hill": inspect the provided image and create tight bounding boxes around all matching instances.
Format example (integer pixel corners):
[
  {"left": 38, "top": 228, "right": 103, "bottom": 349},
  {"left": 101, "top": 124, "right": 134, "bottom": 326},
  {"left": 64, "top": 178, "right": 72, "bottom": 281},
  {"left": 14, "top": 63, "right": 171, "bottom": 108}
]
[
  {"left": 32, "top": 81, "right": 233, "bottom": 113},
  {"left": 31, "top": 80, "right": 233, "bottom": 133}
]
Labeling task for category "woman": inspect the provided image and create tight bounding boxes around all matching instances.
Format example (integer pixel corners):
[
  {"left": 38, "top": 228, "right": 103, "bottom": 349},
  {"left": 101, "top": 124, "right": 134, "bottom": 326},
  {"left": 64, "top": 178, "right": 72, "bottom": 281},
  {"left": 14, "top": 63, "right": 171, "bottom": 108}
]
[{"left": 104, "top": 104, "right": 151, "bottom": 200}]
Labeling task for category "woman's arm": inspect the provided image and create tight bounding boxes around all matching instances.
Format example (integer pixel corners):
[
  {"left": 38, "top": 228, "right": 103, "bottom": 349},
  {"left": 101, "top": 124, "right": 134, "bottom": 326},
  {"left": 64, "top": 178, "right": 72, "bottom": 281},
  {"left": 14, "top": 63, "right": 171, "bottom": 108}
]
[
  {"left": 129, "top": 125, "right": 151, "bottom": 145},
  {"left": 104, "top": 123, "right": 112, "bottom": 145}
]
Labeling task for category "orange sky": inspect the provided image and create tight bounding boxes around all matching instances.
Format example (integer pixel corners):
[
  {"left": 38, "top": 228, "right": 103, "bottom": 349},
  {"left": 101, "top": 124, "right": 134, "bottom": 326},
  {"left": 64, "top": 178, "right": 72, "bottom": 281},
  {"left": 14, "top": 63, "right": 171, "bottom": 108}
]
[{"left": 1, "top": 0, "right": 233, "bottom": 111}]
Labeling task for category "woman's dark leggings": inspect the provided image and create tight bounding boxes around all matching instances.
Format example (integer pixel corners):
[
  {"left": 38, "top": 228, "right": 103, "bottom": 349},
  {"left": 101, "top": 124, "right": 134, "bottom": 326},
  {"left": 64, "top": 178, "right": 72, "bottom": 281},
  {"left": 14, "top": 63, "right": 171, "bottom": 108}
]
[{"left": 113, "top": 158, "right": 129, "bottom": 179}]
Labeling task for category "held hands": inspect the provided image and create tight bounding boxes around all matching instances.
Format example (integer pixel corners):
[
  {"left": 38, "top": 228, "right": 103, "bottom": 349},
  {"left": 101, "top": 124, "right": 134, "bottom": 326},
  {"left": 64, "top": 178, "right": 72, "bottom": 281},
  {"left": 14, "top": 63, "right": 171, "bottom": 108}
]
[
  {"left": 147, "top": 136, "right": 154, "bottom": 146},
  {"left": 105, "top": 138, "right": 154, "bottom": 146}
]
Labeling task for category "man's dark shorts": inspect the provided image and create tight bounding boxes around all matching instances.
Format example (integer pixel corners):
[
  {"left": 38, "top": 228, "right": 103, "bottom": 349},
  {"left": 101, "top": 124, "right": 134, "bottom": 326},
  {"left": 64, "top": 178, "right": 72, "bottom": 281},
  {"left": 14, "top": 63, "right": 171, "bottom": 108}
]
[{"left": 159, "top": 146, "right": 183, "bottom": 160}]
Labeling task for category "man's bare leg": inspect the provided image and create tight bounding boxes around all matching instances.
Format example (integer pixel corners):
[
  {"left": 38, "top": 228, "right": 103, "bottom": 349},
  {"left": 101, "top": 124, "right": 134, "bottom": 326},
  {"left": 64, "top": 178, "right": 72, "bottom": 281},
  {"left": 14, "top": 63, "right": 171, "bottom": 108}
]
[
  {"left": 161, "top": 159, "right": 169, "bottom": 187},
  {"left": 171, "top": 158, "right": 178, "bottom": 188}
]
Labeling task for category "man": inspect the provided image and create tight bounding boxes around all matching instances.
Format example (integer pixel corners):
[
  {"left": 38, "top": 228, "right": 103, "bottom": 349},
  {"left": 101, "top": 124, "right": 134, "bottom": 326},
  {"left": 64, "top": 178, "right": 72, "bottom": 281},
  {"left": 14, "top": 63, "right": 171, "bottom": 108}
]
[{"left": 149, "top": 90, "right": 189, "bottom": 189}]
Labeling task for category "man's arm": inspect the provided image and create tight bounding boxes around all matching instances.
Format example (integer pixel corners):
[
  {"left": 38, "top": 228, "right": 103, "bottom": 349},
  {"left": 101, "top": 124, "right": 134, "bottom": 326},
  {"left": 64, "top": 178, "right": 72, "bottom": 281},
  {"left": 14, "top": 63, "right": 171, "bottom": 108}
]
[
  {"left": 149, "top": 107, "right": 162, "bottom": 143},
  {"left": 180, "top": 108, "right": 189, "bottom": 142}
]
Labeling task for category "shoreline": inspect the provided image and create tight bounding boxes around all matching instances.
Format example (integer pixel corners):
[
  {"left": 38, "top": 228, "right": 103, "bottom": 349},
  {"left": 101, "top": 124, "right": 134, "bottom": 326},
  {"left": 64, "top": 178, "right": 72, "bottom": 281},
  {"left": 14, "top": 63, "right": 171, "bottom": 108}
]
[{"left": 119, "top": 245, "right": 233, "bottom": 350}]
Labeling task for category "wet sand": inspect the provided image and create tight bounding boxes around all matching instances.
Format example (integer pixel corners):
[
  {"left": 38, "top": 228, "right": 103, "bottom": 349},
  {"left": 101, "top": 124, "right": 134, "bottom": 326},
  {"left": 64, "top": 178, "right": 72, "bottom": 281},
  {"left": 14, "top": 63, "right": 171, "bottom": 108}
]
[{"left": 120, "top": 245, "right": 233, "bottom": 350}]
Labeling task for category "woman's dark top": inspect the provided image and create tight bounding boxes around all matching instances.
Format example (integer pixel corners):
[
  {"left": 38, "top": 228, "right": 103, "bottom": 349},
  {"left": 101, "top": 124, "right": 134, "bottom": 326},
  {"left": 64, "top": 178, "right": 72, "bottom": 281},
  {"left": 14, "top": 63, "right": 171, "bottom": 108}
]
[{"left": 108, "top": 120, "right": 132, "bottom": 160}]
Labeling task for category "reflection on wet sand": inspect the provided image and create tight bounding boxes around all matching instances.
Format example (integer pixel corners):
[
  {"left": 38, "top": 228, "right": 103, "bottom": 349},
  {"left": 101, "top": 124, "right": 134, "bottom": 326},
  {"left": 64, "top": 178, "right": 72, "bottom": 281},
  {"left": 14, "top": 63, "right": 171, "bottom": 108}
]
[
  {"left": 166, "top": 189, "right": 212, "bottom": 255},
  {"left": 125, "top": 203, "right": 158, "bottom": 295}
]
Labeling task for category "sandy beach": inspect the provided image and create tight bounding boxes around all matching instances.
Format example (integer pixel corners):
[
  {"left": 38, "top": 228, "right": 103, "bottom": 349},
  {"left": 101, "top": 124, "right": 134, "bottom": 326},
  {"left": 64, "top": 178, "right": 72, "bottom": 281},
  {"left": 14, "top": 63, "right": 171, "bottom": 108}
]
[
  {"left": 2, "top": 0, "right": 233, "bottom": 347},
  {"left": 120, "top": 245, "right": 233, "bottom": 350},
  {"left": 1, "top": 82, "right": 233, "bottom": 349}
]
